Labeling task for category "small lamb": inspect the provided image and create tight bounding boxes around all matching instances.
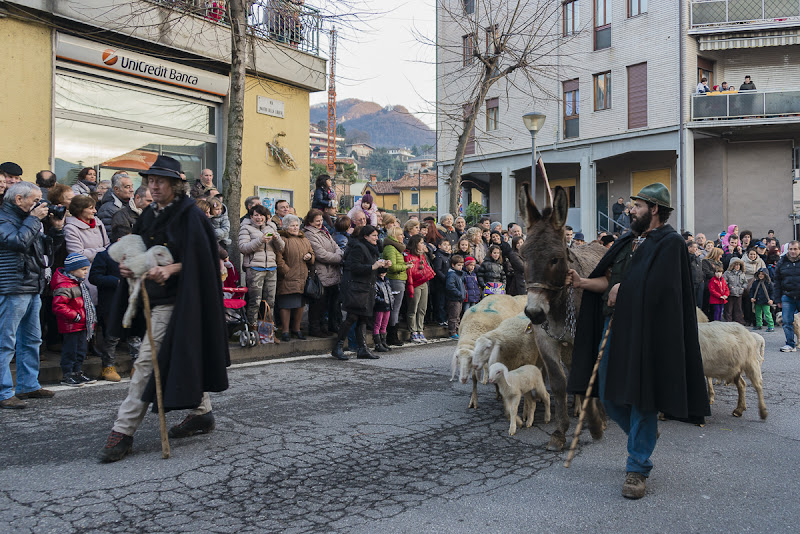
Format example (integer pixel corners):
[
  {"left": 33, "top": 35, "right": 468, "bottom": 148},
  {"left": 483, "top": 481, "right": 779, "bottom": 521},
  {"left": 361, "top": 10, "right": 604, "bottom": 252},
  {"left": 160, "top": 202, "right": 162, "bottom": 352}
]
[{"left": 488, "top": 362, "right": 551, "bottom": 436}]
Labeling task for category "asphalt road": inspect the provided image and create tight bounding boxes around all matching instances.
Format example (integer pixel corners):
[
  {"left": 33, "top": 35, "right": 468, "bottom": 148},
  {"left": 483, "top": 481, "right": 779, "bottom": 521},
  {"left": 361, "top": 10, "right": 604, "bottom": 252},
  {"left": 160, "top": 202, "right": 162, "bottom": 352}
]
[{"left": 1, "top": 330, "right": 799, "bottom": 534}]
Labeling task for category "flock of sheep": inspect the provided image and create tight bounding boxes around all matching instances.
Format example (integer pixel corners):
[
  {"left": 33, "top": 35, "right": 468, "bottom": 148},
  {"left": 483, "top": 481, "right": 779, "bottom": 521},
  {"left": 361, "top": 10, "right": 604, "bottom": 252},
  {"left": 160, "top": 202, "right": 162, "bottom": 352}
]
[{"left": 450, "top": 295, "right": 769, "bottom": 439}]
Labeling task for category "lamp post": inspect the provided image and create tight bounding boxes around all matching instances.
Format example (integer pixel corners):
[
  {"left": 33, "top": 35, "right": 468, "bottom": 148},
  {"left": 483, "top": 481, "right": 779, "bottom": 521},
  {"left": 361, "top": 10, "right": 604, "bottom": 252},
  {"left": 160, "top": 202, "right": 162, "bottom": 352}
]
[
  {"left": 418, "top": 168, "right": 422, "bottom": 221},
  {"left": 522, "top": 112, "right": 546, "bottom": 201}
]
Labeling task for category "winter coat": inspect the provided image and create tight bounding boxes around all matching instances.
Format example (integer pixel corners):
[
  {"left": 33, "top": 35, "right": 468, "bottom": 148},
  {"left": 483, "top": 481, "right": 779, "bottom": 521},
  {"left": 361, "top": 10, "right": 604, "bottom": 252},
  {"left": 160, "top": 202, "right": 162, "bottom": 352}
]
[
  {"left": 341, "top": 236, "right": 384, "bottom": 316},
  {"left": 723, "top": 259, "right": 747, "bottom": 297},
  {"left": 615, "top": 211, "right": 630, "bottom": 229},
  {"left": 708, "top": 276, "right": 730, "bottom": 305},
  {"left": 742, "top": 255, "right": 766, "bottom": 286},
  {"left": 332, "top": 230, "right": 349, "bottom": 250},
  {"left": 64, "top": 216, "right": 110, "bottom": 262},
  {"left": 722, "top": 248, "right": 743, "bottom": 270},
  {"left": 96, "top": 190, "right": 125, "bottom": 236},
  {"left": 374, "top": 276, "right": 394, "bottom": 312},
  {"left": 238, "top": 218, "right": 284, "bottom": 270},
  {"left": 0, "top": 201, "right": 63, "bottom": 296},
  {"left": 382, "top": 237, "right": 408, "bottom": 281},
  {"left": 88, "top": 249, "right": 120, "bottom": 320},
  {"left": 432, "top": 249, "right": 451, "bottom": 288},
  {"left": 507, "top": 250, "right": 526, "bottom": 296},
  {"left": 403, "top": 250, "right": 435, "bottom": 298},
  {"left": 464, "top": 270, "right": 481, "bottom": 303},
  {"left": 702, "top": 258, "right": 722, "bottom": 284},
  {"left": 304, "top": 224, "right": 343, "bottom": 287},
  {"left": 71, "top": 180, "right": 95, "bottom": 197},
  {"left": 470, "top": 241, "right": 487, "bottom": 264},
  {"left": 275, "top": 230, "right": 314, "bottom": 296},
  {"left": 50, "top": 268, "right": 89, "bottom": 334},
  {"left": 750, "top": 269, "right": 774, "bottom": 305},
  {"left": 190, "top": 180, "right": 214, "bottom": 199},
  {"left": 347, "top": 202, "right": 378, "bottom": 227},
  {"left": 312, "top": 185, "right": 335, "bottom": 210},
  {"left": 439, "top": 226, "right": 459, "bottom": 248},
  {"left": 773, "top": 254, "right": 800, "bottom": 300},
  {"left": 210, "top": 204, "right": 231, "bottom": 245},
  {"left": 110, "top": 203, "right": 139, "bottom": 242},
  {"left": 476, "top": 256, "right": 506, "bottom": 288},
  {"left": 445, "top": 269, "right": 467, "bottom": 302},
  {"left": 688, "top": 252, "right": 704, "bottom": 288}
]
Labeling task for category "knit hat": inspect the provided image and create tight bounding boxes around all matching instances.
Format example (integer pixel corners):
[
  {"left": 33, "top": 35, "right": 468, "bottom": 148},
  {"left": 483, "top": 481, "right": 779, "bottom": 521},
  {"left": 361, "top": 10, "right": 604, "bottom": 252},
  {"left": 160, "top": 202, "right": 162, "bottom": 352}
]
[
  {"left": 465, "top": 256, "right": 477, "bottom": 264},
  {"left": 574, "top": 232, "right": 585, "bottom": 241},
  {"left": 361, "top": 191, "right": 373, "bottom": 205},
  {"left": 64, "top": 253, "right": 91, "bottom": 272},
  {"left": 755, "top": 241, "right": 766, "bottom": 249}
]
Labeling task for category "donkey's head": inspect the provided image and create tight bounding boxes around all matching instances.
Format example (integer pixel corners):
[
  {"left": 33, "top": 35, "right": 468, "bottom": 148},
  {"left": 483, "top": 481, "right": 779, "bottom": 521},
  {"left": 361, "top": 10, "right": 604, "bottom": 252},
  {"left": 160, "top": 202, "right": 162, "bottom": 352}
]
[{"left": 519, "top": 184, "right": 570, "bottom": 324}]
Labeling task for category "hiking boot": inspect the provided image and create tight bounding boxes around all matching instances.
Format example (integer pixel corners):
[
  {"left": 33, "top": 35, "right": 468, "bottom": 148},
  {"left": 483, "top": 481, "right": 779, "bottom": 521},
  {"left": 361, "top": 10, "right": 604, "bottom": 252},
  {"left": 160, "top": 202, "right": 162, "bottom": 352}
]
[
  {"left": 60, "top": 373, "right": 84, "bottom": 388},
  {"left": 622, "top": 472, "right": 647, "bottom": 499},
  {"left": 0, "top": 396, "right": 27, "bottom": 409},
  {"left": 101, "top": 366, "right": 121, "bottom": 382},
  {"left": 169, "top": 412, "right": 216, "bottom": 439},
  {"left": 99, "top": 431, "right": 133, "bottom": 463},
  {"left": 78, "top": 372, "right": 97, "bottom": 385},
  {"left": 15, "top": 388, "right": 55, "bottom": 400},
  {"left": 331, "top": 340, "right": 348, "bottom": 360},
  {"left": 356, "top": 346, "right": 379, "bottom": 359},
  {"left": 780, "top": 345, "right": 796, "bottom": 352}
]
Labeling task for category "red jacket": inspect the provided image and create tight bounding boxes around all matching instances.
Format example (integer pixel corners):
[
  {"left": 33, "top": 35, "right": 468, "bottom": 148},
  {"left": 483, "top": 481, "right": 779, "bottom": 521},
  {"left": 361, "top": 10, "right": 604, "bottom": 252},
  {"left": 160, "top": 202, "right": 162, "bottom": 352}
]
[
  {"left": 404, "top": 250, "right": 435, "bottom": 297},
  {"left": 708, "top": 275, "right": 730, "bottom": 305},
  {"left": 51, "top": 268, "right": 88, "bottom": 333}
]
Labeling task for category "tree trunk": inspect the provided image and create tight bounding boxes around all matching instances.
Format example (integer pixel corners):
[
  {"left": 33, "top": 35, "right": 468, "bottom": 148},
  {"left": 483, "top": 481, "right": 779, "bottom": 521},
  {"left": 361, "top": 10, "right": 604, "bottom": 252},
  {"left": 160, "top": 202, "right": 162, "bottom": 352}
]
[{"left": 223, "top": 0, "right": 248, "bottom": 269}]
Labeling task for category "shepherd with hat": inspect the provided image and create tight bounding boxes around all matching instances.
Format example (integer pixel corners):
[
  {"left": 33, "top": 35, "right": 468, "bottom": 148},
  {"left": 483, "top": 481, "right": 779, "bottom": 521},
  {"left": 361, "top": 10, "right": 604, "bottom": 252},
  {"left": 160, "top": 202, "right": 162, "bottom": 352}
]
[
  {"left": 99, "top": 155, "right": 230, "bottom": 463},
  {"left": 565, "top": 182, "right": 709, "bottom": 499}
]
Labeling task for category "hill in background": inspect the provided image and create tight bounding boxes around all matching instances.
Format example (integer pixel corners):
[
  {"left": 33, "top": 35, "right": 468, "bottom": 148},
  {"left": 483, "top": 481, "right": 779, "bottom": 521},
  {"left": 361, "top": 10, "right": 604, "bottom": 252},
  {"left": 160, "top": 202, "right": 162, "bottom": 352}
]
[{"left": 311, "top": 98, "right": 434, "bottom": 149}]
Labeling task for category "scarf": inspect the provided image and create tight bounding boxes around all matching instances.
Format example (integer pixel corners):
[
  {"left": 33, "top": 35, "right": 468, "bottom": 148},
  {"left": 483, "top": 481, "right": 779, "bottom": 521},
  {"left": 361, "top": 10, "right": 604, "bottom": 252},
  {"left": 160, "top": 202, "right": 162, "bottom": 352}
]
[
  {"left": 129, "top": 197, "right": 143, "bottom": 215},
  {"left": 79, "top": 217, "right": 97, "bottom": 229},
  {"left": 67, "top": 272, "right": 97, "bottom": 340}
]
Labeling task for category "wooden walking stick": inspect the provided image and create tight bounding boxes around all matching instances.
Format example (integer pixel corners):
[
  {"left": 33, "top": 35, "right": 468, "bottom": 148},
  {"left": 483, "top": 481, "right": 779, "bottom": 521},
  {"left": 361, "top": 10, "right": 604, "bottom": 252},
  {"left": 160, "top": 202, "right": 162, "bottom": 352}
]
[
  {"left": 564, "top": 318, "right": 613, "bottom": 468},
  {"left": 141, "top": 281, "right": 171, "bottom": 459}
]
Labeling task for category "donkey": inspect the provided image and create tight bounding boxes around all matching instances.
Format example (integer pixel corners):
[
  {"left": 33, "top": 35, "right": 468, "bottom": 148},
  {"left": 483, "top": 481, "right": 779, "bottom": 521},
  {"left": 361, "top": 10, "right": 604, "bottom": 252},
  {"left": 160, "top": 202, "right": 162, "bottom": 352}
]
[{"left": 519, "top": 184, "right": 607, "bottom": 451}]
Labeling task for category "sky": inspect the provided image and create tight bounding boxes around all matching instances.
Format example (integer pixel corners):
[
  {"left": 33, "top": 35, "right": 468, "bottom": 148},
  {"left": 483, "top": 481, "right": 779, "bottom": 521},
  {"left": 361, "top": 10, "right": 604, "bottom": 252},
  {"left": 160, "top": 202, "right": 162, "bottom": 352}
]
[{"left": 309, "top": 0, "right": 437, "bottom": 128}]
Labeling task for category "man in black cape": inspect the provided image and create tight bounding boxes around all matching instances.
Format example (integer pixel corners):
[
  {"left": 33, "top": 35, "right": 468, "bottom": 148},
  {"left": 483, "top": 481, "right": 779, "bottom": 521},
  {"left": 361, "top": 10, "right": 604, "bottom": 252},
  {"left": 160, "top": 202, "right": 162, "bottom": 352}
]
[
  {"left": 566, "top": 183, "right": 709, "bottom": 499},
  {"left": 100, "top": 155, "right": 230, "bottom": 463}
]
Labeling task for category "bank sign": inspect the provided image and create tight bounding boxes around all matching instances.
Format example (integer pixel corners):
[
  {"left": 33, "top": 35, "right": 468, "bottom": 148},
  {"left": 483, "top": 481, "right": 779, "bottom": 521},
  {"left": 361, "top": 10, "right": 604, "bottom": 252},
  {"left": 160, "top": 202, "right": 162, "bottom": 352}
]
[{"left": 56, "top": 34, "right": 229, "bottom": 97}]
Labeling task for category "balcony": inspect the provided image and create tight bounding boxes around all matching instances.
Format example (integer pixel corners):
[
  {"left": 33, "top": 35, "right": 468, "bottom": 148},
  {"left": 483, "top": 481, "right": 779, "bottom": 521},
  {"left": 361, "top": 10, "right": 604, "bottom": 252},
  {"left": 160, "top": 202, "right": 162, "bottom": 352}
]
[
  {"left": 150, "top": 0, "right": 322, "bottom": 56},
  {"left": 691, "top": 89, "right": 800, "bottom": 121},
  {"left": 690, "top": 0, "right": 800, "bottom": 33}
]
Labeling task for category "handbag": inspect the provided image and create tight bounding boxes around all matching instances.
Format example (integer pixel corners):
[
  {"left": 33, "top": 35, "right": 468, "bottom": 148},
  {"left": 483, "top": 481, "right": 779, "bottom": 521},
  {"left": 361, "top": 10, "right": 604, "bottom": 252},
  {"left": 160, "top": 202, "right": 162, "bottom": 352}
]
[
  {"left": 304, "top": 264, "right": 324, "bottom": 300},
  {"left": 258, "top": 304, "right": 275, "bottom": 344},
  {"left": 484, "top": 282, "right": 506, "bottom": 295}
]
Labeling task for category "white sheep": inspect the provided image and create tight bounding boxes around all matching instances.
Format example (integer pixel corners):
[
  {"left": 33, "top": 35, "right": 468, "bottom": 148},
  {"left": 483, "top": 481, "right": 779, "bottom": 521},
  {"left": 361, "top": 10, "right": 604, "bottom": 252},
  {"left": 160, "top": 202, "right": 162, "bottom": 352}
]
[
  {"left": 696, "top": 319, "right": 768, "bottom": 420},
  {"left": 108, "top": 234, "right": 174, "bottom": 328},
  {"left": 450, "top": 295, "right": 526, "bottom": 409},
  {"left": 488, "top": 362, "right": 551, "bottom": 436},
  {"left": 472, "top": 313, "right": 542, "bottom": 376}
]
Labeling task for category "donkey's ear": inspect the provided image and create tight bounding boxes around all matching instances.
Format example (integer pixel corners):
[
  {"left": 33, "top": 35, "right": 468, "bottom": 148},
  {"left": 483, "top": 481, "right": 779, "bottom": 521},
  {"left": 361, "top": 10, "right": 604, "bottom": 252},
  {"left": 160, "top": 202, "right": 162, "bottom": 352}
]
[
  {"left": 519, "top": 183, "right": 541, "bottom": 230},
  {"left": 551, "top": 186, "right": 569, "bottom": 230}
]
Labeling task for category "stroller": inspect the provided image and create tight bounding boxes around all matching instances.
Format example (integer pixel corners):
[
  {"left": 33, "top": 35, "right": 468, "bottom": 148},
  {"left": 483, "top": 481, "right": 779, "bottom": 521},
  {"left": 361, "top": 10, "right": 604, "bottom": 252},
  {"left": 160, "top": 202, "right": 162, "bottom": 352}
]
[{"left": 224, "top": 287, "right": 258, "bottom": 347}]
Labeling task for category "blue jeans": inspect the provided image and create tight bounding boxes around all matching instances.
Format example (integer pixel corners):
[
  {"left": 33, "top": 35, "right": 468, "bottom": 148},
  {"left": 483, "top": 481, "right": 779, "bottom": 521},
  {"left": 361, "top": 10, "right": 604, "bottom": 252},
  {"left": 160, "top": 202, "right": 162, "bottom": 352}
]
[
  {"left": 598, "top": 316, "right": 659, "bottom": 476},
  {"left": 61, "top": 331, "right": 88, "bottom": 375},
  {"left": 0, "top": 294, "right": 43, "bottom": 400},
  {"left": 781, "top": 296, "right": 800, "bottom": 347}
]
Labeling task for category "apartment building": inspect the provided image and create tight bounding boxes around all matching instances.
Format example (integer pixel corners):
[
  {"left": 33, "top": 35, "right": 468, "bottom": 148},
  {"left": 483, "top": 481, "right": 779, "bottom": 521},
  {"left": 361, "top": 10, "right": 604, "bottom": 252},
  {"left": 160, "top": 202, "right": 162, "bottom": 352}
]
[
  {"left": 436, "top": 0, "right": 800, "bottom": 239},
  {"left": 0, "top": 0, "right": 326, "bottom": 215}
]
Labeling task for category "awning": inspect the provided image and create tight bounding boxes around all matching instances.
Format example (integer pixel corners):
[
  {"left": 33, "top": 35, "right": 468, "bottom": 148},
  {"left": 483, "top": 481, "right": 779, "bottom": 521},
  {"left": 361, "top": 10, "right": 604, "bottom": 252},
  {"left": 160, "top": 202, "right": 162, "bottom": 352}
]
[{"left": 699, "top": 29, "right": 800, "bottom": 50}]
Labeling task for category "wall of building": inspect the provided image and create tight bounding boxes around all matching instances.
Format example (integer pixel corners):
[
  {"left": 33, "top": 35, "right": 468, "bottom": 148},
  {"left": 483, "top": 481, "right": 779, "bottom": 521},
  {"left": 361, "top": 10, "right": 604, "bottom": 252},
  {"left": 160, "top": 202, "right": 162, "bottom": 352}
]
[
  {"left": 241, "top": 75, "right": 311, "bottom": 216},
  {"left": 400, "top": 188, "right": 437, "bottom": 211},
  {"left": 0, "top": 17, "right": 52, "bottom": 175}
]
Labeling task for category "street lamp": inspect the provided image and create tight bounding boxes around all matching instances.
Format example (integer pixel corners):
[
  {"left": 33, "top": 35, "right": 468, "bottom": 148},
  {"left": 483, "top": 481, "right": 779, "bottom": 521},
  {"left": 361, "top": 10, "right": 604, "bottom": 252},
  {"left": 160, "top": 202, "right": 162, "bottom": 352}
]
[
  {"left": 522, "top": 111, "right": 546, "bottom": 201},
  {"left": 418, "top": 168, "right": 422, "bottom": 221}
]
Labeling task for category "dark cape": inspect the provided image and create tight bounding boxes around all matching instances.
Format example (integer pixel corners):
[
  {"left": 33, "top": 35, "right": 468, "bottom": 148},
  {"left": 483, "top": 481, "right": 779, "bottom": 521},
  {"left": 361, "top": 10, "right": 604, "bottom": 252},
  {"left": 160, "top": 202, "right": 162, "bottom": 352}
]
[
  {"left": 109, "top": 195, "right": 230, "bottom": 411},
  {"left": 567, "top": 224, "right": 710, "bottom": 421}
]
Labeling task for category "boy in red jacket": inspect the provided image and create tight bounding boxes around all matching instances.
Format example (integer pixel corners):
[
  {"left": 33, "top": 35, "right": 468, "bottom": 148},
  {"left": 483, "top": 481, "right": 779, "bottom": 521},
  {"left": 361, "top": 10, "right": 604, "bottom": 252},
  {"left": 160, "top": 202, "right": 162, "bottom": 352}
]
[
  {"left": 708, "top": 265, "right": 730, "bottom": 321},
  {"left": 52, "top": 253, "right": 97, "bottom": 387}
]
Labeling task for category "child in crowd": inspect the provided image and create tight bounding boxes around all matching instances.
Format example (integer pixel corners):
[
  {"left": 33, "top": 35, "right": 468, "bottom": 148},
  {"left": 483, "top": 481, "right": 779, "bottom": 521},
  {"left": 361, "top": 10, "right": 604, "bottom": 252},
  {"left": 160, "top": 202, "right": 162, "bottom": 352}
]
[
  {"left": 52, "top": 253, "right": 97, "bottom": 387},
  {"left": 347, "top": 191, "right": 378, "bottom": 226},
  {"left": 88, "top": 241, "right": 124, "bottom": 382},
  {"left": 373, "top": 270, "right": 394, "bottom": 352},
  {"left": 750, "top": 268, "right": 775, "bottom": 332},
  {"left": 332, "top": 215, "right": 351, "bottom": 251},
  {"left": 723, "top": 258, "right": 747, "bottom": 324},
  {"left": 219, "top": 246, "right": 239, "bottom": 288},
  {"left": 432, "top": 239, "right": 452, "bottom": 326},
  {"left": 708, "top": 265, "right": 730, "bottom": 321},
  {"left": 404, "top": 234, "right": 436, "bottom": 343},
  {"left": 195, "top": 198, "right": 212, "bottom": 217},
  {"left": 463, "top": 256, "right": 482, "bottom": 309},
  {"left": 208, "top": 196, "right": 231, "bottom": 248},
  {"left": 477, "top": 244, "right": 507, "bottom": 295},
  {"left": 445, "top": 255, "right": 466, "bottom": 339}
]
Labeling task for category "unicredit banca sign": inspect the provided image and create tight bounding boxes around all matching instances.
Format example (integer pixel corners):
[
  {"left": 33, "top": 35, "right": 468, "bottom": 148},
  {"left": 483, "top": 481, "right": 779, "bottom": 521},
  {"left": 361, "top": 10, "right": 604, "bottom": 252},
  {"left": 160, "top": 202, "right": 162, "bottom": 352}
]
[{"left": 56, "top": 34, "right": 229, "bottom": 97}]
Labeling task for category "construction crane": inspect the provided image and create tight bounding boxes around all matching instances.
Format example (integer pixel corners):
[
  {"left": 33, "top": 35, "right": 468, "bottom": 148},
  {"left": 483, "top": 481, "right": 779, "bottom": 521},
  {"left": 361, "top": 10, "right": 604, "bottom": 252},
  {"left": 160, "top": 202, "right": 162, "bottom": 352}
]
[{"left": 326, "top": 28, "right": 337, "bottom": 176}]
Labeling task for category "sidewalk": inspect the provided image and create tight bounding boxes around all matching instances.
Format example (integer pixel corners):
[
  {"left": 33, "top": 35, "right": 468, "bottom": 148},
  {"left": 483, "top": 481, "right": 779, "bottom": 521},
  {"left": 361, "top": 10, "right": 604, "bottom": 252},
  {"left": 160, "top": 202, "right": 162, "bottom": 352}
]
[{"left": 16, "top": 325, "right": 450, "bottom": 385}]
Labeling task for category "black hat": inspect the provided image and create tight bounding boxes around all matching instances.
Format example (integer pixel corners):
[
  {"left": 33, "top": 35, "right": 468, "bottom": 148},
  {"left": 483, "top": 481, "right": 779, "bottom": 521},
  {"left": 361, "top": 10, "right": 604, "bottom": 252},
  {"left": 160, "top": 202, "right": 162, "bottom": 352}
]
[
  {"left": 0, "top": 162, "right": 23, "bottom": 176},
  {"left": 140, "top": 155, "right": 184, "bottom": 181}
]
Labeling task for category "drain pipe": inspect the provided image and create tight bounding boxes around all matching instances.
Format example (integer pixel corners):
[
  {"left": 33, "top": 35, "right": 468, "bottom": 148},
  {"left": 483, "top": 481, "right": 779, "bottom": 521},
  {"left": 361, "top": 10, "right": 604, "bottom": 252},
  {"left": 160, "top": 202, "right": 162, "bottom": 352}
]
[{"left": 678, "top": 0, "right": 686, "bottom": 231}]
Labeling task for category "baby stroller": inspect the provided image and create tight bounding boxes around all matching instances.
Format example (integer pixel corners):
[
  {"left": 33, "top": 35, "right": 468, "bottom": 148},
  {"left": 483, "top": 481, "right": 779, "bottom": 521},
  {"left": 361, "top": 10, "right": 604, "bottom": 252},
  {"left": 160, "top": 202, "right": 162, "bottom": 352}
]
[{"left": 224, "top": 287, "right": 258, "bottom": 347}]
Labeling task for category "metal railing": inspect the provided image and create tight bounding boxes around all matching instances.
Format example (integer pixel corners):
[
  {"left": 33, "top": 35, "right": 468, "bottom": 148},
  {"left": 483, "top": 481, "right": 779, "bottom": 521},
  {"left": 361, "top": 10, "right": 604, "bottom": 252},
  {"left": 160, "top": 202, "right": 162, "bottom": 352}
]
[
  {"left": 150, "top": 0, "right": 322, "bottom": 56},
  {"left": 691, "top": 89, "right": 800, "bottom": 120},
  {"left": 690, "top": 0, "right": 800, "bottom": 29},
  {"left": 598, "top": 211, "right": 628, "bottom": 233}
]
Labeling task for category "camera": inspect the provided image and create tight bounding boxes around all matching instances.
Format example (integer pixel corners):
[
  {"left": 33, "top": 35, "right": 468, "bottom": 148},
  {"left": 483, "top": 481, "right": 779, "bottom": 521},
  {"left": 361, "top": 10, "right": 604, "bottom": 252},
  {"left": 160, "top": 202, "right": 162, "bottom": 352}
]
[{"left": 34, "top": 200, "right": 67, "bottom": 220}]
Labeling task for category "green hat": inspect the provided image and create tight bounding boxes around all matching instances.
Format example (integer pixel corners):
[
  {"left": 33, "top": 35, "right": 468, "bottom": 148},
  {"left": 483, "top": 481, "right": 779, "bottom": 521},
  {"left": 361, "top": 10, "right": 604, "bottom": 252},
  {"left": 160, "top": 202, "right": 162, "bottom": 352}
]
[{"left": 631, "top": 183, "right": 672, "bottom": 209}]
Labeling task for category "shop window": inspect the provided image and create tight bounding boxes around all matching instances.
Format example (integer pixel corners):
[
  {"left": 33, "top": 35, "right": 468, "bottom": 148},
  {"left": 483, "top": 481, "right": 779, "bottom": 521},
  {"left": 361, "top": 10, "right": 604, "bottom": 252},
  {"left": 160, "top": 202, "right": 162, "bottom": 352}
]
[
  {"left": 594, "top": 0, "right": 610, "bottom": 50},
  {"left": 594, "top": 71, "right": 611, "bottom": 111},
  {"left": 628, "top": 0, "right": 647, "bottom": 17},
  {"left": 486, "top": 97, "right": 499, "bottom": 131},
  {"left": 564, "top": 0, "right": 580, "bottom": 36},
  {"left": 563, "top": 79, "right": 580, "bottom": 139}
]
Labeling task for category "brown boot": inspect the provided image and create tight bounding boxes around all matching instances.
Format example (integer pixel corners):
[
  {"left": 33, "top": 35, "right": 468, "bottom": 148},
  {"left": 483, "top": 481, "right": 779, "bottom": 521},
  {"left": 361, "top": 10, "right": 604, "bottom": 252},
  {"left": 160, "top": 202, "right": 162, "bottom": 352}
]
[
  {"left": 101, "top": 366, "right": 121, "bottom": 382},
  {"left": 622, "top": 472, "right": 647, "bottom": 499}
]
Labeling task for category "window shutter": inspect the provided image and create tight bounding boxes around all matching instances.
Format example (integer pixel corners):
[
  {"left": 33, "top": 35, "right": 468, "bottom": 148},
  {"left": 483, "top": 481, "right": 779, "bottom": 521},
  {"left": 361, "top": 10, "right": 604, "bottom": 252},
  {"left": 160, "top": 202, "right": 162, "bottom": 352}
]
[{"left": 627, "top": 63, "right": 647, "bottom": 129}]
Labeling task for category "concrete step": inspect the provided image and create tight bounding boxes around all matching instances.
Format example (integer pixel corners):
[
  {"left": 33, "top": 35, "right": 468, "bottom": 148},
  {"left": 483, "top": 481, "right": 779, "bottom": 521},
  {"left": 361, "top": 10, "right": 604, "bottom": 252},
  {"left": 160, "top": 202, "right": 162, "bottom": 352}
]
[{"left": 16, "top": 325, "right": 451, "bottom": 385}]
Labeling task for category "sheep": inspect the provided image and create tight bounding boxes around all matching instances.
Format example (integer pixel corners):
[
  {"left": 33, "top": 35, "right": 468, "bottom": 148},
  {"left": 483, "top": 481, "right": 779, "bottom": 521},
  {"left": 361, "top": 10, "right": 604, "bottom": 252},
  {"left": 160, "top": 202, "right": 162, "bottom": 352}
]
[
  {"left": 450, "top": 294, "right": 526, "bottom": 409},
  {"left": 472, "top": 313, "right": 542, "bottom": 377},
  {"left": 488, "top": 362, "right": 551, "bottom": 436},
  {"left": 108, "top": 234, "right": 174, "bottom": 328}
]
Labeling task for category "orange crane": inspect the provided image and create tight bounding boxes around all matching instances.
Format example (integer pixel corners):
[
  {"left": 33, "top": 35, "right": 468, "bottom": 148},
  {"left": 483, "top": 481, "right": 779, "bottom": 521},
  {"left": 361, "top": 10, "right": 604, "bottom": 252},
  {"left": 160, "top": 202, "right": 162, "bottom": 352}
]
[{"left": 326, "top": 28, "right": 337, "bottom": 176}]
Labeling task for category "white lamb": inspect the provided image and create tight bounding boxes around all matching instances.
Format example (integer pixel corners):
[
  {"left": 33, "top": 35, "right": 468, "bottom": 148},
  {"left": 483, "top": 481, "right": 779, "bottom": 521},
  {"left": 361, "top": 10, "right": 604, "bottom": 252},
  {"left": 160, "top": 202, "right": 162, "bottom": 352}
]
[
  {"left": 488, "top": 362, "right": 551, "bottom": 436},
  {"left": 450, "top": 295, "right": 526, "bottom": 409},
  {"left": 108, "top": 234, "right": 174, "bottom": 328},
  {"left": 472, "top": 313, "right": 543, "bottom": 378}
]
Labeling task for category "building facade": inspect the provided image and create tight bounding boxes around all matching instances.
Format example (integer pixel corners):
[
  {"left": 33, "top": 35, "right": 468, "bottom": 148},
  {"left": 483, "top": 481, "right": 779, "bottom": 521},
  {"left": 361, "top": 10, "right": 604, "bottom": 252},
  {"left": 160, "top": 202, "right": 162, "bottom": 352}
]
[
  {"left": 436, "top": 0, "right": 800, "bottom": 240},
  {"left": 1, "top": 0, "right": 326, "bottom": 216}
]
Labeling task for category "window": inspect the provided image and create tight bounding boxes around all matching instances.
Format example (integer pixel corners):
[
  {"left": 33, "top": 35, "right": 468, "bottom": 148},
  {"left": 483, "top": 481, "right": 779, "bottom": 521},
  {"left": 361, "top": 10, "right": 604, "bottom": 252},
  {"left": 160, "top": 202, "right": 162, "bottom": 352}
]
[
  {"left": 697, "top": 57, "right": 714, "bottom": 89},
  {"left": 486, "top": 97, "right": 499, "bottom": 131},
  {"left": 463, "top": 0, "right": 475, "bottom": 14},
  {"left": 627, "top": 63, "right": 648, "bottom": 128},
  {"left": 563, "top": 80, "right": 580, "bottom": 138},
  {"left": 594, "top": 71, "right": 611, "bottom": 111},
  {"left": 411, "top": 192, "right": 419, "bottom": 206},
  {"left": 628, "top": 0, "right": 647, "bottom": 17},
  {"left": 462, "top": 34, "right": 476, "bottom": 66},
  {"left": 485, "top": 24, "right": 499, "bottom": 53},
  {"left": 594, "top": 0, "right": 610, "bottom": 50},
  {"left": 564, "top": 0, "right": 580, "bottom": 36},
  {"left": 463, "top": 103, "right": 476, "bottom": 155}
]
